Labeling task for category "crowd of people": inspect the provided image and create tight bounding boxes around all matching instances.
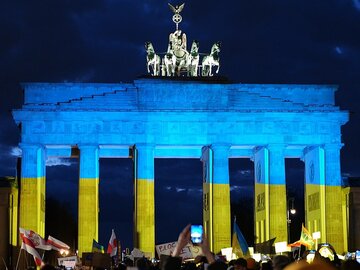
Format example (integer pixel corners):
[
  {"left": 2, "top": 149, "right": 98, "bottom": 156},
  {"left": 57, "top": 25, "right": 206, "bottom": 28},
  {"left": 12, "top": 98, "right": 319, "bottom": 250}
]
[{"left": 40, "top": 224, "right": 359, "bottom": 270}]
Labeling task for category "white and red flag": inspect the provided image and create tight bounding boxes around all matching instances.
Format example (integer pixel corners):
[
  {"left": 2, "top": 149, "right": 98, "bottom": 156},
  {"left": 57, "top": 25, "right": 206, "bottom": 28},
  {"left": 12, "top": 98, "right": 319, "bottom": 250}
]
[
  {"left": 107, "top": 229, "right": 117, "bottom": 257},
  {"left": 19, "top": 228, "right": 45, "bottom": 266},
  {"left": 19, "top": 228, "right": 51, "bottom": 250},
  {"left": 47, "top": 235, "right": 70, "bottom": 252}
]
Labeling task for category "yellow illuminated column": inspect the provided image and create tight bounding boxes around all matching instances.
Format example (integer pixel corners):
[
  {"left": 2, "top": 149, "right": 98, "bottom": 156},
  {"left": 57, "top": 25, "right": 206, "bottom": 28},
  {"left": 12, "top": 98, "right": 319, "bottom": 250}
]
[
  {"left": 134, "top": 144, "right": 155, "bottom": 256},
  {"left": 324, "top": 144, "right": 345, "bottom": 253},
  {"left": 201, "top": 146, "right": 213, "bottom": 250},
  {"left": 78, "top": 145, "right": 99, "bottom": 256},
  {"left": 253, "top": 145, "right": 287, "bottom": 244},
  {"left": 268, "top": 145, "right": 287, "bottom": 243},
  {"left": 10, "top": 185, "right": 19, "bottom": 247},
  {"left": 19, "top": 144, "right": 46, "bottom": 238},
  {"left": 303, "top": 146, "right": 326, "bottom": 244},
  {"left": 253, "top": 147, "right": 269, "bottom": 243},
  {"left": 304, "top": 144, "right": 346, "bottom": 253},
  {"left": 209, "top": 143, "right": 231, "bottom": 254}
]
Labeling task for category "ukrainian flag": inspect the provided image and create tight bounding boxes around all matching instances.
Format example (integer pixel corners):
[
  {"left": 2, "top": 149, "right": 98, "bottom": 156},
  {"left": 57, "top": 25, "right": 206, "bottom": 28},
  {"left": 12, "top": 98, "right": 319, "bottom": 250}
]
[
  {"left": 92, "top": 239, "right": 105, "bottom": 253},
  {"left": 232, "top": 217, "right": 249, "bottom": 258}
]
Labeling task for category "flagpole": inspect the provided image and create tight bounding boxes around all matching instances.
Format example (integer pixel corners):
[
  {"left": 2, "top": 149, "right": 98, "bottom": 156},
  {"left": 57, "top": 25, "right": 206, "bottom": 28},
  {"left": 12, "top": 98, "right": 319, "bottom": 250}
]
[
  {"left": 1, "top": 257, "right": 8, "bottom": 270},
  {"left": 15, "top": 248, "right": 22, "bottom": 270},
  {"left": 41, "top": 250, "right": 46, "bottom": 261},
  {"left": 24, "top": 250, "right": 29, "bottom": 269}
]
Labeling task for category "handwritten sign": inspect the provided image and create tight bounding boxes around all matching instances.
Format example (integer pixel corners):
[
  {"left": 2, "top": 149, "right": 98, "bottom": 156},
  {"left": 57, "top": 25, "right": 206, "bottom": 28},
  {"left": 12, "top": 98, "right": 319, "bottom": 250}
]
[{"left": 156, "top": 242, "right": 203, "bottom": 260}]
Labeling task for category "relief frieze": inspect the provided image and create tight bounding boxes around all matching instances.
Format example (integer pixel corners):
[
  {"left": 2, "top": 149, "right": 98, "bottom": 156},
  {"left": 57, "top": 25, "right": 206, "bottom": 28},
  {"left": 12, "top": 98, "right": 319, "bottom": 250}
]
[
  {"left": 244, "top": 122, "right": 257, "bottom": 134},
  {"left": 308, "top": 192, "right": 320, "bottom": 211},
  {"left": 299, "top": 122, "right": 314, "bottom": 134},
  {"left": 28, "top": 121, "right": 45, "bottom": 133},
  {"left": 317, "top": 122, "right": 330, "bottom": 134},
  {"left": 256, "top": 192, "right": 266, "bottom": 212},
  {"left": 51, "top": 121, "right": 65, "bottom": 133},
  {"left": 110, "top": 122, "right": 123, "bottom": 133}
]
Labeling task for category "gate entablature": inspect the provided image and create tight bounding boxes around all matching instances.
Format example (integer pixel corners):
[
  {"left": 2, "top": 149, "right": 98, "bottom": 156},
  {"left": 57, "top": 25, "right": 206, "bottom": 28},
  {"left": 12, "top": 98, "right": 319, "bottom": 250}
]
[{"left": 13, "top": 80, "right": 347, "bottom": 147}]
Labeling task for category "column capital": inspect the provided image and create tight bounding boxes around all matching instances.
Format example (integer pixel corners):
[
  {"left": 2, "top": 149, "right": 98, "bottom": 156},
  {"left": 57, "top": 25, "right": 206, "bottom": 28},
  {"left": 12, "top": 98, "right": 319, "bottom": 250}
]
[
  {"left": 302, "top": 145, "right": 323, "bottom": 160},
  {"left": 134, "top": 143, "right": 155, "bottom": 150},
  {"left": 266, "top": 144, "right": 286, "bottom": 151},
  {"left": 19, "top": 143, "right": 44, "bottom": 151},
  {"left": 251, "top": 146, "right": 267, "bottom": 161},
  {"left": 210, "top": 143, "right": 231, "bottom": 153},
  {"left": 323, "top": 143, "right": 344, "bottom": 151},
  {"left": 77, "top": 144, "right": 99, "bottom": 150},
  {"left": 211, "top": 142, "right": 231, "bottom": 148}
]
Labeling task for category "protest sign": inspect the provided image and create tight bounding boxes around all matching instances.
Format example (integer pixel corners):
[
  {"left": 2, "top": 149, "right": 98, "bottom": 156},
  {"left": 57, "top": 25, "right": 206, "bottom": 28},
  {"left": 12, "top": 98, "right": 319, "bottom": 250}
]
[
  {"left": 58, "top": 256, "right": 78, "bottom": 269},
  {"left": 156, "top": 242, "right": 203, "bottom": 260}
]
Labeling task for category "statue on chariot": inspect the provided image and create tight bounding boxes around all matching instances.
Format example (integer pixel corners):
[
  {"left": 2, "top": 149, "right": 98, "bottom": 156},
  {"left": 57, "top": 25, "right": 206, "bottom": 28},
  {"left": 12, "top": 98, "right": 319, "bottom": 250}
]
[{"left": 145, "top": 3, "right": 221, "bottom": 77}]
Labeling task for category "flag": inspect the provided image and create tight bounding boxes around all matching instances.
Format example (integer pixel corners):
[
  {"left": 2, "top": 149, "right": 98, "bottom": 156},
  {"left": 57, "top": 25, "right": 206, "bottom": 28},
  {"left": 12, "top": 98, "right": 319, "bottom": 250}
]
[
  {"left": 299, "top": 224, "right": 314, "bottom": 248},
  {"left": 47, "top": 235, "right": 70, "bottom": 252},
  {"left": 288, "top": 224, "right": 314, "bottom": 248},
  {"left": 92, "top": 239, "right": 105, "bottom": 253},
  {"left": 254, "top": 238, "right": 276, "bottom": 254},
  {"left": 19, "top": 228, "right": 51, "bottom": 250},
  {"left": 232, "top": 217, "right": 249, "bottom": 258},
  {"left": 107, "top": 229, "right": 117, "bottom": 257},
  {"left": 288, "top": 240, "right": 302, "bottom": 248},
  {"left": 19, "top": 229, "right": 43, "bottom": 266}
]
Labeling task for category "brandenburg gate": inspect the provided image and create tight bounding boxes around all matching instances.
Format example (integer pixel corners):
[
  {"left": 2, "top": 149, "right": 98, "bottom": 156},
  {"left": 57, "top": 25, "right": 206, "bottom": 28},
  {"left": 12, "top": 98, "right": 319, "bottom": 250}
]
[{"left": 12, "top": 79, "right": 349, "bottom": 255}]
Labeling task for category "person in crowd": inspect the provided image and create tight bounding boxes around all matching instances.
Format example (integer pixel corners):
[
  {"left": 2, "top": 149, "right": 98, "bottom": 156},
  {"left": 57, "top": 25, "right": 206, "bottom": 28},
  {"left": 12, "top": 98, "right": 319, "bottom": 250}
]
[
  {"left": 272, "top": 255, "right": 291, "bottom": 270},
  {"left": 260, "top": 261, "right": 273, "bottom": 270},
  {"left": 233, "top": 258, "right": 247, "bottom": 270},
  {"left": 167, "top": 224, "right": 229, "bottom": 270},
  {"left": 182, "top": 261, "right": 198, "bottom": 270},
  {"left": 228, "top": 259, "right": 236, "bottom": 269},
  {"left": 135, "top": 257, "right": 151, "bottom": 270},
  {"left": 40, "top": 264, "right": 56, "bottom": 270},
  {"left": 246, "top": 257, "right": 258, "bottom": 270},
  {"left": 173, "top": 225, "right": 215, "bottom": 264},
  {"left": 116, "top": 263, "right": 127, "bottom": 270},
  {"left": 340, "top": 259, "right": 360, "bottom": 270},
  {"left": 208, "top": 261, "right": 228, "bottom": 270}
]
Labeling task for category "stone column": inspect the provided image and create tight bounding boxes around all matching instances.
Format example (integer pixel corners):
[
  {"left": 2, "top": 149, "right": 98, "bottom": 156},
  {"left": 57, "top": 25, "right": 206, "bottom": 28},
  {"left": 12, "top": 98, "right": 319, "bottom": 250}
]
[
  {"left": 324, "top": 144, "right": 345, "bottom": 253},
  {"left": 267, "top": 144, "right": 287, "bottom": 243},
  {"left": 134, "top": 144, "right": 155, "bottom": 257},
  {"left": 201, "top": 146, "right": 213, "bottom": 250},
  {"left": 253, "top": 145, "right": 287, "bottom": 244},
  {"left": 303, "top": 144, "right": 346, "bottom": 253},
  {"left": 209, "top": 143, "right": 231, "bottom": 253},
  {"left": 19, "top": 143, "right": 46, "bottom": 237},
  {"left": 253, "top": 147, "right": 269, "bottom": 243},
  {"left": 303, "top": 146, "right": 326, "bottom": 243},
  {"left": 78, "top": 145, "right": 99, "bottom": 256}
]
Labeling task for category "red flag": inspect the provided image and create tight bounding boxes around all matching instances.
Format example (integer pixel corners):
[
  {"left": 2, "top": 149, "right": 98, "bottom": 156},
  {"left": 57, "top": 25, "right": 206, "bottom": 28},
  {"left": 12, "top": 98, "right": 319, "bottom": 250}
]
[
  {"left": 107, "top": 229, "right": 117, "bottom": 257},
  {"left": 47, "top": 235, "right": 70, "bottom": 252},
  {"left": 19, "top": 228, "right": 43, "bottom": 266}
]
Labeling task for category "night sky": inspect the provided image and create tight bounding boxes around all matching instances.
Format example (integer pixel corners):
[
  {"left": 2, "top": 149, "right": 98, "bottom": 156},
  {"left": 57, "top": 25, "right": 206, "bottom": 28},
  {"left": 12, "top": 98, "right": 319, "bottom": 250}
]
[{"left": 1, "top": 0, "right": 360, "bottom": 252}]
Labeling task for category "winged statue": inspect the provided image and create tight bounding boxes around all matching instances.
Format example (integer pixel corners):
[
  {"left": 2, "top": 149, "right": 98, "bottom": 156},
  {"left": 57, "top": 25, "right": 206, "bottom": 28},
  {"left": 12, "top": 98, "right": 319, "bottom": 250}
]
[{"left": 168, "top": 3, "right": 185, "bottom": 14}]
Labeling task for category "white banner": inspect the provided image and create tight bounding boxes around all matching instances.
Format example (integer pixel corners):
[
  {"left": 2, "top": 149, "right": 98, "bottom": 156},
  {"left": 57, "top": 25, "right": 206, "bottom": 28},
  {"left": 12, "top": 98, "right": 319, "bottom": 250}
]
[{"left": 57, "top": 256, "right": 78, "bottom": 268}]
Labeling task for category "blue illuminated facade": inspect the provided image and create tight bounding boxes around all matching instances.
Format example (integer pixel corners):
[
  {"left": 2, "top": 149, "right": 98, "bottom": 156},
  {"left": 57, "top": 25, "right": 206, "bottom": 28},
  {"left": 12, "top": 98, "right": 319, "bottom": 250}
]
[{"left": 12, "top": 78, "right": 349, "bottom": 254}]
